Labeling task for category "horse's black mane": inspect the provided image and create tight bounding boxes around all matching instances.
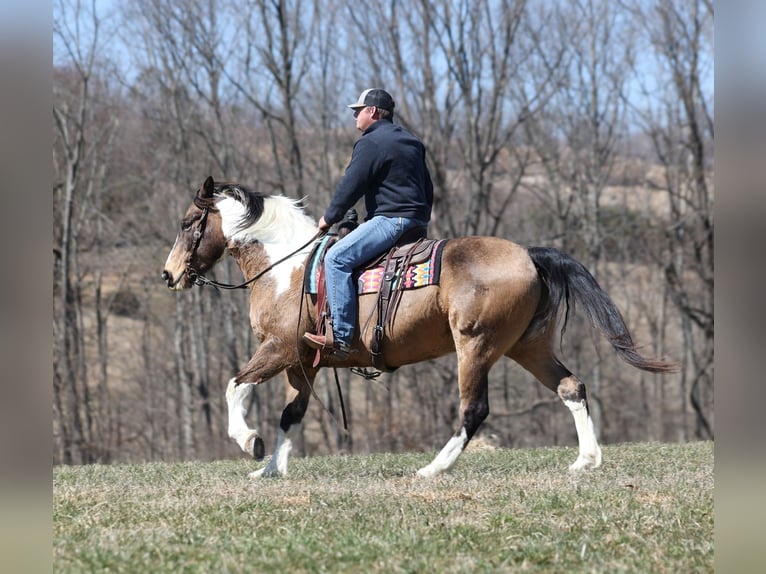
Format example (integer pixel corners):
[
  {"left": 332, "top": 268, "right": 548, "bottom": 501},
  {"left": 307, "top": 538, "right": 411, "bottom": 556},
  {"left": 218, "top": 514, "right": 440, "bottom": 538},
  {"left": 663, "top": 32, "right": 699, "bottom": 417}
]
[{"left": 215, "top": 183, "right": 267, "bottom": 231}]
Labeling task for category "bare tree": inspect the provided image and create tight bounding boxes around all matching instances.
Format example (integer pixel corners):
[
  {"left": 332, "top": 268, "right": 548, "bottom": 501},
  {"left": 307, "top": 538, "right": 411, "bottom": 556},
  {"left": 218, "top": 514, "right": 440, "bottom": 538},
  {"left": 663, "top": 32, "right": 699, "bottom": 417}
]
[
  {"left": 347, "top": 0, "right": 534, "bottom": 238},
  {"left": 298, "top": 0, "right": 355, "bottom": 211},
  {"left": 53, "top": 0, "right": 125, "bottom": 463},
  {"left": 120, "top": 0, "right": 244, "bottom": 460},
  {"left": 214, "top": 0, "right": 325, "bottom": 199},
  {"left": 519, "top": 0, "right": 639, "bottom": 436},
  {"left": 627, "top": 0, "right": 714, "bottom": 439}
]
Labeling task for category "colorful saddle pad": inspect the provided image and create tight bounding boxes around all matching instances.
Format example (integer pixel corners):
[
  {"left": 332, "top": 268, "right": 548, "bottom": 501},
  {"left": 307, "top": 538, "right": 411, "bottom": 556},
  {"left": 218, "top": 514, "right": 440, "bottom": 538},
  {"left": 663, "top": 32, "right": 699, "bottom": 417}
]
[{"left": 304, "top": 236, "right": 448, "bottom": 295}]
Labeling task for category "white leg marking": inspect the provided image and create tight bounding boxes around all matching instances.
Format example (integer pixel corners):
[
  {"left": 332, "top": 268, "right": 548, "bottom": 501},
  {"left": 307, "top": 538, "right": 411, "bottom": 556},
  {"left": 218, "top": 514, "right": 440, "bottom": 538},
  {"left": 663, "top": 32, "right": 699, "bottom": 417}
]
[
  {"left": 417, "top": 427, "right": 469, "bottom": 478},
  {"left": 250, "top": 425, "right": 300, "bottom": 478},
  {"left": 226, "top": 378, "right": 259, "bottom": 455},
  {"left": 564, "top": 399, "right": 603, "bottom": 470}
]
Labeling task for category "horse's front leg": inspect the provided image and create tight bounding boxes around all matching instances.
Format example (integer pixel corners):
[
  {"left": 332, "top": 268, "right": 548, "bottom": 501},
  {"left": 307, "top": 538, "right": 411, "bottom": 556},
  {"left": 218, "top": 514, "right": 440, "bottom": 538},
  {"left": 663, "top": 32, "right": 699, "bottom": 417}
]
[
  {"left": 251, "top": 366, "right": 317, "bottom": 479},
  {"left": 226, "top": 379, "right": 264, "bottom": 459},
  {"left": 225, "top": 338, "right": 294, "bottom": 461}
]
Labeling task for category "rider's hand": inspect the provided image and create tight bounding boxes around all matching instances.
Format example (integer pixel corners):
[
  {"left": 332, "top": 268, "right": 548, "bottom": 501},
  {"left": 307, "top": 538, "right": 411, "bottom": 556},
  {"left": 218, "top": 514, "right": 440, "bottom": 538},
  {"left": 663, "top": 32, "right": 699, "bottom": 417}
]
[{"left": 317, "top": 216, "right": 331, "bottom": 233}]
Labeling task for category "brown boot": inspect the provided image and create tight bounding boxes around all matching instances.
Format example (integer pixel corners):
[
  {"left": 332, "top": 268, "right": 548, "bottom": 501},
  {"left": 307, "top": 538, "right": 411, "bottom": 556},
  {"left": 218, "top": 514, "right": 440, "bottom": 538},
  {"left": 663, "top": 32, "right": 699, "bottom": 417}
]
[
  {"left": 303, "top": 332, "right": 357, "bottom": 360},
  {"left": 303, "top": 332, "right": 328, "bottom": 350}
]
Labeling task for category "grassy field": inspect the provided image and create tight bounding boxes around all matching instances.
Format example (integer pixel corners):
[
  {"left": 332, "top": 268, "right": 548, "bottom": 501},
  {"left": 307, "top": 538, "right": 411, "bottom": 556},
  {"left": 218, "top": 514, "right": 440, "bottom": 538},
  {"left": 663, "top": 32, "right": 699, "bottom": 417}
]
[{"left": 53, "top": 442, "right": 713, "bottom": 573}]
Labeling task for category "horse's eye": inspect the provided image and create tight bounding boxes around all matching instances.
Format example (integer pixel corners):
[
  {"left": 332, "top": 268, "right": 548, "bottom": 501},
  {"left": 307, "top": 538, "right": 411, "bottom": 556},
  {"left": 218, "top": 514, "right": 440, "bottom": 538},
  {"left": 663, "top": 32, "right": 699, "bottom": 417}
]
[{"left": 181, "top": 220, "right": 193, "bottom": 231}]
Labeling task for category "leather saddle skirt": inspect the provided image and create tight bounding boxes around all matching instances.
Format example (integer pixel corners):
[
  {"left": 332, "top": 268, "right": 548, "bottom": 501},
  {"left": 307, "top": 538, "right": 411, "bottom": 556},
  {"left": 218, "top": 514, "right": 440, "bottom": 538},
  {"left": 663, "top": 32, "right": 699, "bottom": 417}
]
[{"left": 304, "top": 228, "right": 448, "bottom": 297}]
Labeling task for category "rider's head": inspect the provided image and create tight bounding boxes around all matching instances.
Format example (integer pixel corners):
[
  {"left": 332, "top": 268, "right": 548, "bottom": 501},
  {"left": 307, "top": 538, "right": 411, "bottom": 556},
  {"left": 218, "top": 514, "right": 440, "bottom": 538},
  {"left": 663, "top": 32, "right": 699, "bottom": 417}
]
[{"left": 348, "top": 88, "right": 395, "bottom": 131}]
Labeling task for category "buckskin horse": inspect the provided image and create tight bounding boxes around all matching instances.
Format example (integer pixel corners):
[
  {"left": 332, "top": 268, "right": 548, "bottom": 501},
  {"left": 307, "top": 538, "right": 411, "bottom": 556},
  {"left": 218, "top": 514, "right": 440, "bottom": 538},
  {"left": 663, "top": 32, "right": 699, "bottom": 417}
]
[{"left": 162, "top": 176, "right": 675, "bottom": 478}]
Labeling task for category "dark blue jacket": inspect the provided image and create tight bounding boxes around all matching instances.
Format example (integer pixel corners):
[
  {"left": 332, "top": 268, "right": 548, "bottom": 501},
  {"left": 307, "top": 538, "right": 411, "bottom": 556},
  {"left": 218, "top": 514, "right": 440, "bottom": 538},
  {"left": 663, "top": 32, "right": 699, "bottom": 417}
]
[{"left": 324, "top": 119, "right": 433, "bottom": 225}]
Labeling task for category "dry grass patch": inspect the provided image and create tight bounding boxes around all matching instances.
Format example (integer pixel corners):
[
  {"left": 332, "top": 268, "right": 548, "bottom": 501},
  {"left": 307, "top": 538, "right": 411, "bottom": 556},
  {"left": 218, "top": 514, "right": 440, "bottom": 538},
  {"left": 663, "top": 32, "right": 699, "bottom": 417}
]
[{"left": 54, "top": 442, "right": 713, "bottom": 573}]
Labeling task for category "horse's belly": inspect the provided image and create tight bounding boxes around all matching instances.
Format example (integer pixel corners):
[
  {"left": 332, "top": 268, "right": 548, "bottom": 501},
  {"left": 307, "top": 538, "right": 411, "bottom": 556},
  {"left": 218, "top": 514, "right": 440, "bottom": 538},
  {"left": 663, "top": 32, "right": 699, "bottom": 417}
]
[{"left": 357, "top": 286, "right": 454, "bottom": 365}]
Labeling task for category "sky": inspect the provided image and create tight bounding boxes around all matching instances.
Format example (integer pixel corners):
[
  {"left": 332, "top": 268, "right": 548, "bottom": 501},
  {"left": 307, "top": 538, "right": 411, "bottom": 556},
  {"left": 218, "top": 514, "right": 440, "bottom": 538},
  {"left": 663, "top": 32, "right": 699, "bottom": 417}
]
[{"left": 52, "top": 0, "right": 716, "bottom": 123}]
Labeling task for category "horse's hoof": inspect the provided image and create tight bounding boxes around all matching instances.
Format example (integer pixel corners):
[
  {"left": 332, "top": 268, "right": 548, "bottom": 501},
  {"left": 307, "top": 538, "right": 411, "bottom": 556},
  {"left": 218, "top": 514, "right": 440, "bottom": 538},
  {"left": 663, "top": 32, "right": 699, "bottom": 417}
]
[
  {"left": 250, "top": 463, "right": 282, "bottom": 479},
  {"left": 416, "top": 466, "right": 436, "bottom": 478},
  {"left": 252, "top": 436, "right": 265, "bottom": 460},
  {"left": 569, "top": 454, "right": 602, "bottom": 471},
  {"left": 569, "top": 460, "right": 590, "bottom": 472}
]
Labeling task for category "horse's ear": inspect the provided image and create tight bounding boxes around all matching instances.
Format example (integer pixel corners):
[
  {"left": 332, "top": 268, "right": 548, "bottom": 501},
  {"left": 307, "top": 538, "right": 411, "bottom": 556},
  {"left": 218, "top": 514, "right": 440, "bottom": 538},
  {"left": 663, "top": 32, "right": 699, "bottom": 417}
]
[{"left": 200, "top": 176, "right": 215, "bottom": 198}]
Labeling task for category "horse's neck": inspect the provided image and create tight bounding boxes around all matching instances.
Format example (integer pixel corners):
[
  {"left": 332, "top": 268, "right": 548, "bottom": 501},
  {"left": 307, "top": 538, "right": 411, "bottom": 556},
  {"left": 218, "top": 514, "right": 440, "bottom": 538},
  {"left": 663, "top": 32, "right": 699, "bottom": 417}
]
[
  {"left": 227, "top": 238, "right": 307, "bottom": 298},
  {"left": 228, "top": 241, "right": 271, "bottom": 277}
]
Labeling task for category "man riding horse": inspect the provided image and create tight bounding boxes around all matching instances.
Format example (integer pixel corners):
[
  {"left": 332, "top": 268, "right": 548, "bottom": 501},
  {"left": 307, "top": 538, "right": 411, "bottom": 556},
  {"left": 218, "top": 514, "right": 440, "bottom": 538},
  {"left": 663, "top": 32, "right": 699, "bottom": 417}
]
[{"left": 302, "top": 88, "right": 434, "bottom": 359}]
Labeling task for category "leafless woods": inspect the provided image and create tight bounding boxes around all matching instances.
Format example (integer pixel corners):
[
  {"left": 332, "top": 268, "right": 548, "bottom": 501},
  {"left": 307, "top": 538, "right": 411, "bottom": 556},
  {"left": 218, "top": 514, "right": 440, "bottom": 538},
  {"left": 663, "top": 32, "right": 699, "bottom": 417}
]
[{"left": 53, "top": 0, "right": 713, "bottom": 464}]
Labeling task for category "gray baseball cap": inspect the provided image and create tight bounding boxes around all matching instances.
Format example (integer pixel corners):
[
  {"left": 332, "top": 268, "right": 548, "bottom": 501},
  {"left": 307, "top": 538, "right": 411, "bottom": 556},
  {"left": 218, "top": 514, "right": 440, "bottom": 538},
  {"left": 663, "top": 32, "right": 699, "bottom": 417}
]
[{"left": 347, "top": 88, "right": 395, "bottom": 112}]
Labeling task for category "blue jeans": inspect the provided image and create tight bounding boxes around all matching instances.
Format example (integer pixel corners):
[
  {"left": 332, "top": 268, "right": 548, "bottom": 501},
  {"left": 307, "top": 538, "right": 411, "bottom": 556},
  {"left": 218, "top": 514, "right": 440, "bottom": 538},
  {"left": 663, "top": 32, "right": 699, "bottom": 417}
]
[{"left": 324, "top": 215, "right": 428, "bottom": 348}]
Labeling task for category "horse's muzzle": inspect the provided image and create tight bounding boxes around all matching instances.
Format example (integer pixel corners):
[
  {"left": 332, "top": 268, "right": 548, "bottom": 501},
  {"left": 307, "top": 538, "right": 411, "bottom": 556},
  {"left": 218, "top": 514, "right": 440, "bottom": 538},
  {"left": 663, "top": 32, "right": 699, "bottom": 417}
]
[{"left": 162, "top": 269, "right": 183, "bottom": 289}]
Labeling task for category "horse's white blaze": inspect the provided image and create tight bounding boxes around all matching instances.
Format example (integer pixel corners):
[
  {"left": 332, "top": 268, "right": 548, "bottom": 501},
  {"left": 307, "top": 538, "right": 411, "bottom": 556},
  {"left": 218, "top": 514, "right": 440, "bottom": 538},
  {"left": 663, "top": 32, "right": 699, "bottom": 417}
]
[
  {"left": 564, "top": 399, "right": 602, "bottom": 470},
  {"left": 417, "top": 427, "right": 469, "bottom": 478},
  {"left": 164, "top": 235, "right": 180, "bottom": 269},
  {"left": 226, "top": 378, "right": 259, "bottom": 454},
  {"left": 250, "top": 426, "right": 300, "bottom": 478},
  {"left": 164, "top": 234, "right": 186, "bottom": 289},
  {"left": 217, "top": 195, "right": 316, "bottom": 296}
]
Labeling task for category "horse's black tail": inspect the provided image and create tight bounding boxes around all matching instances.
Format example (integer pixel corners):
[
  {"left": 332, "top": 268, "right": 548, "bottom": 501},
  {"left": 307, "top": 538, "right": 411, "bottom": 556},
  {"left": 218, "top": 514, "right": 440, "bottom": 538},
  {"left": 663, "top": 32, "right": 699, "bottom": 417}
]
[{"left": 524, "top": 246, "right": 678, "bottom": 374}]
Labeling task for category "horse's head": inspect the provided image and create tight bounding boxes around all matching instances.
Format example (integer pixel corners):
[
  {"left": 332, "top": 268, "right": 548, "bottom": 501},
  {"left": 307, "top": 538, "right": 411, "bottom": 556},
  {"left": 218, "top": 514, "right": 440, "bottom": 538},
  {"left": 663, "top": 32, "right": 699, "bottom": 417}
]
[{"left": 162, "top": 176, "right": 226, "bottom": 290}]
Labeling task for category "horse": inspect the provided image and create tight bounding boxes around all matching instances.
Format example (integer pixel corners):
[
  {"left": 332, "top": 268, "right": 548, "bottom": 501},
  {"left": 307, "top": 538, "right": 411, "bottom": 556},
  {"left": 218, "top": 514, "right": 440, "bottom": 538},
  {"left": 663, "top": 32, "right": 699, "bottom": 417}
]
[{"left": 162, "top": 176, "right": 676, "bottom": 478}]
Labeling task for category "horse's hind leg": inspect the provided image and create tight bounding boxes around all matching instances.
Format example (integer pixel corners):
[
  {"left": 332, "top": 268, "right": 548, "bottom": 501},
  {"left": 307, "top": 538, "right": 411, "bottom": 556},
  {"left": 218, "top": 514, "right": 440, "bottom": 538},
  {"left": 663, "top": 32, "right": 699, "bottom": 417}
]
[
  {"left": 417, "top": 345, "right": 493, "bottom": 478},
  {"left": 509, "top": 342, "right": 602, "bottom": 470},
  {"left": 250, "top": 367, "right": 316, "bottom": 478}
]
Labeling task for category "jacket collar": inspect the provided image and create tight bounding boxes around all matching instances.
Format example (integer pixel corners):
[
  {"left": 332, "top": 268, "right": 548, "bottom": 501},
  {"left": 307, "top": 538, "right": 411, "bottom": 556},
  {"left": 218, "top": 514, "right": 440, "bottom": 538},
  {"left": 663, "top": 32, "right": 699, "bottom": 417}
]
[{"left": 362, "top": 118, "right": 393, "bottom": 135}]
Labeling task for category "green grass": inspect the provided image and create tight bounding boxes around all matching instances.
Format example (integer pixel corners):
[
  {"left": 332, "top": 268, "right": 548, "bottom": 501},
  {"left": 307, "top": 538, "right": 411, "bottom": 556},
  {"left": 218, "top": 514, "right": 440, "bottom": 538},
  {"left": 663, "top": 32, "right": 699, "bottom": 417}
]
[{"left": 53, "top": 442, "right": 713, "bottom": 573}]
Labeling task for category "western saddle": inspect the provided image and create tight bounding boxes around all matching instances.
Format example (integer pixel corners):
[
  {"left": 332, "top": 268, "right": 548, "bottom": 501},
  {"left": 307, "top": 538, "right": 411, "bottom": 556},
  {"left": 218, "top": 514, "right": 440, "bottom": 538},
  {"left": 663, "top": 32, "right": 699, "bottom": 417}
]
[{"left": 305, "top": 210, "right": 441, "bottom": 371}]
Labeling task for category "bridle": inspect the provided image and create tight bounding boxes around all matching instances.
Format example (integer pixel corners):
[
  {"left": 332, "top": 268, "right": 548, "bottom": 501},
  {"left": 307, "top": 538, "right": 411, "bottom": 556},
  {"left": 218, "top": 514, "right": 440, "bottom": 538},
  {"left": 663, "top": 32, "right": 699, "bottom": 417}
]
[
  {"left": 184, "top": 205, "right": 325, "bottom": 290},
  {"left": 184, "top": 206, "right": 210, "bottom": 285}
]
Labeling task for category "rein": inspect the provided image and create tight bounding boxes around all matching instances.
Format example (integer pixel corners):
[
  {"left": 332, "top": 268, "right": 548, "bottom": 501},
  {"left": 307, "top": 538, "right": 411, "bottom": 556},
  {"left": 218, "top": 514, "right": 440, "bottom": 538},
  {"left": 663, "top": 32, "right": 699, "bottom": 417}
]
[{"left": 188, "top": 224, "right": 326, "bottom": 290}]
